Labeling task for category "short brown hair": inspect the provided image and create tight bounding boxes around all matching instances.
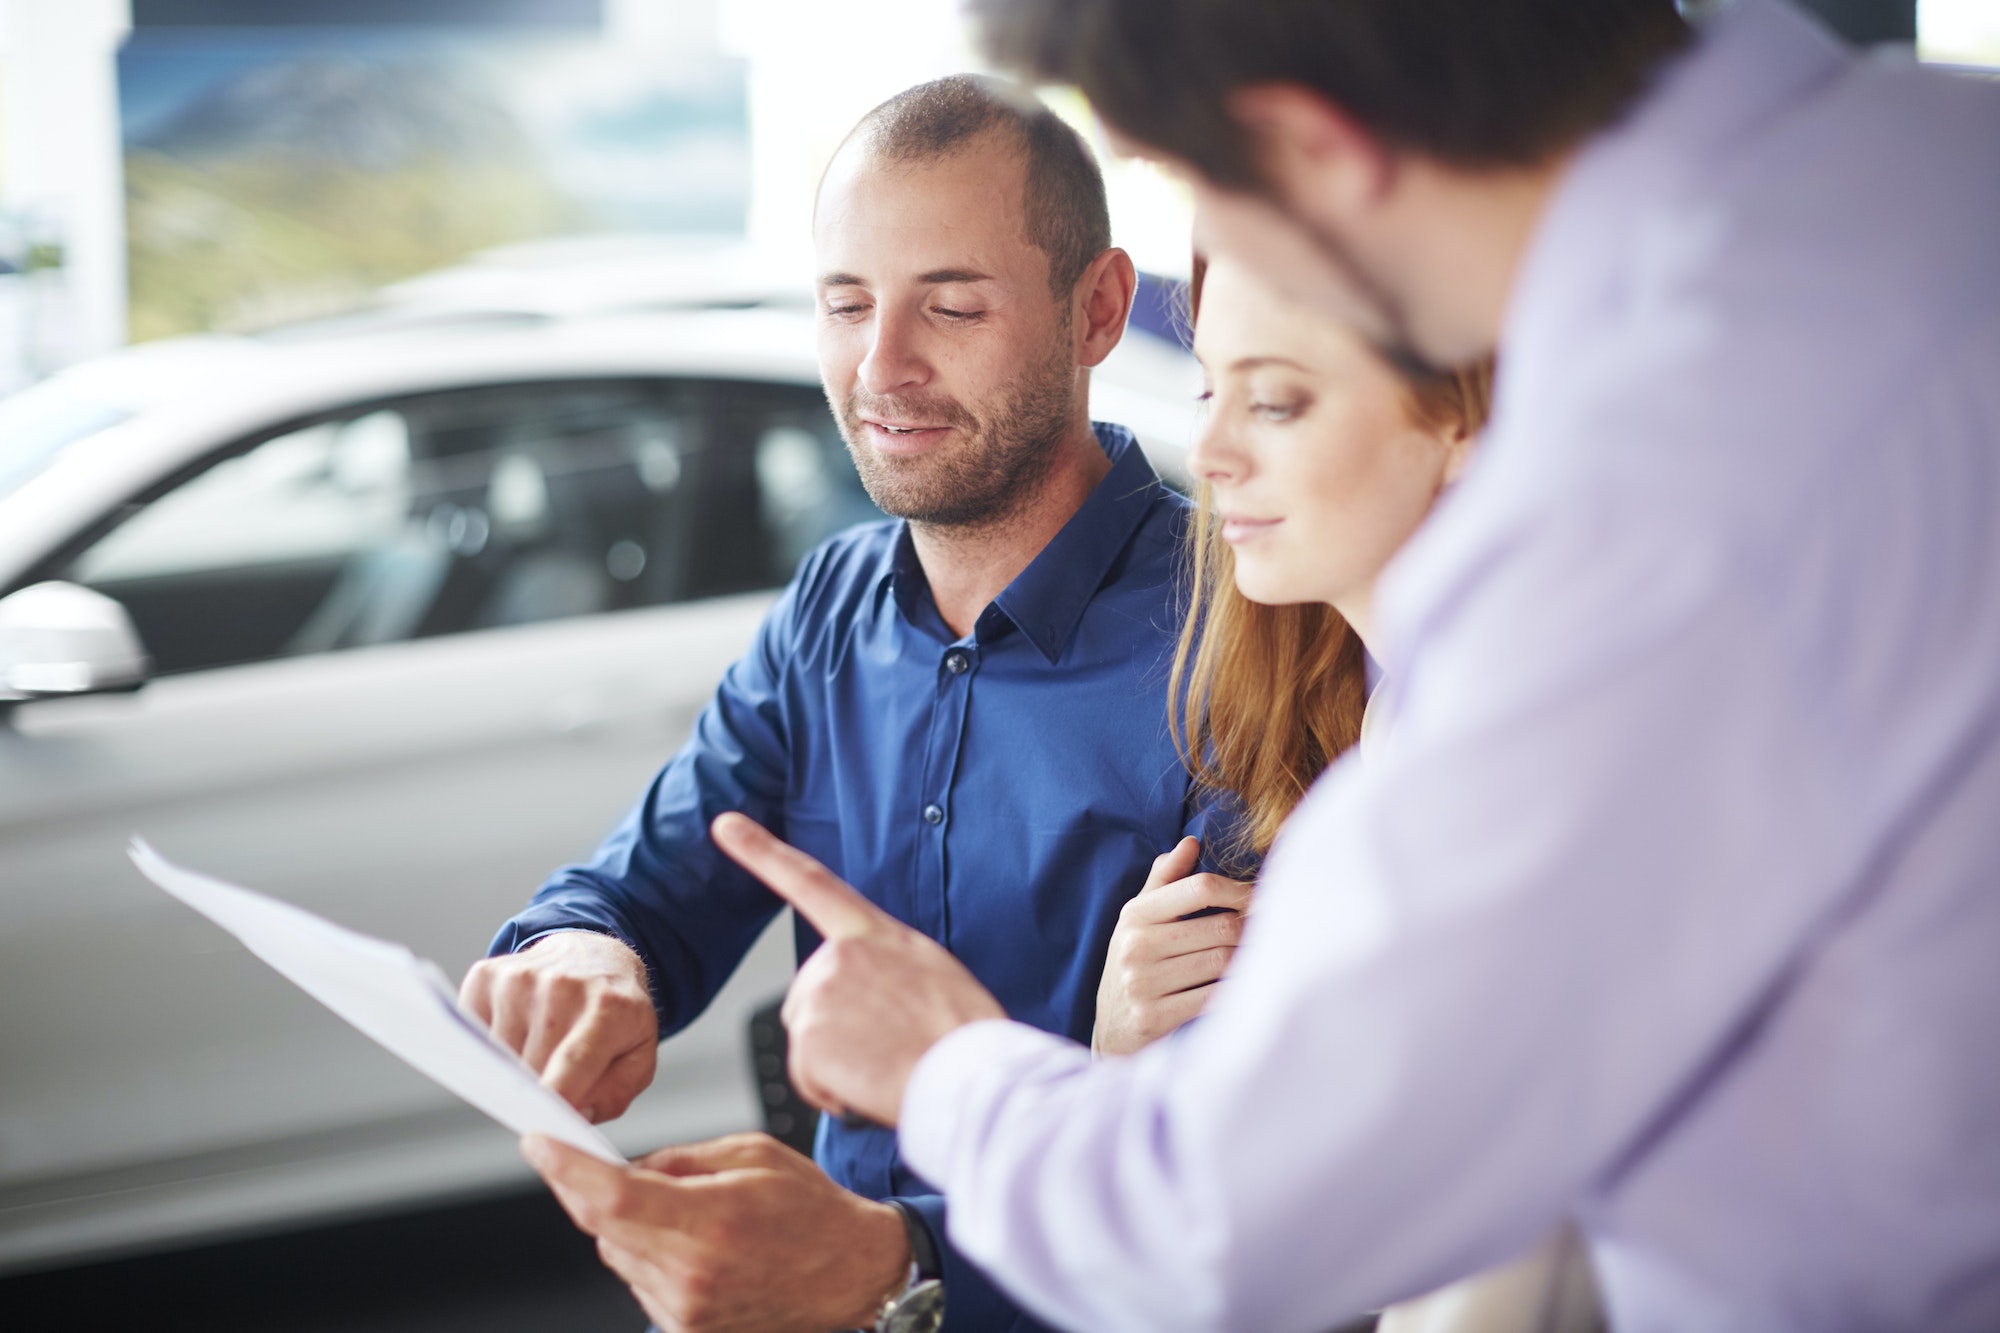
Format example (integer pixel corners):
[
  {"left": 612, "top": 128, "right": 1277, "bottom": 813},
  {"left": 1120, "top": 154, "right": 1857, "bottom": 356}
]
[
  {"left": 972, "top": 0, "right": 1689, "bottom": 190},
  {"left": 841, "top": 75, "right": 1113, "bottom": 297}
]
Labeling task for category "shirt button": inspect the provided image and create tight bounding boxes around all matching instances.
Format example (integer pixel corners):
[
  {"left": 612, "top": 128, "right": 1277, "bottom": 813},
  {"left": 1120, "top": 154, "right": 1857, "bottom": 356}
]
[
  {"left": 922, "top": 803, "right": 945, "bottom": 826},
  {"left": 944, "top": 650, "right": 970, "bottom": 675}
]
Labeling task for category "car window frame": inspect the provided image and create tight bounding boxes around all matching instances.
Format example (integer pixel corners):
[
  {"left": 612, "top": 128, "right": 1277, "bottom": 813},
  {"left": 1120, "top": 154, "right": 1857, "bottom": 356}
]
[{"left": 6, "top": 377, "right": 756, "bottom": 678}]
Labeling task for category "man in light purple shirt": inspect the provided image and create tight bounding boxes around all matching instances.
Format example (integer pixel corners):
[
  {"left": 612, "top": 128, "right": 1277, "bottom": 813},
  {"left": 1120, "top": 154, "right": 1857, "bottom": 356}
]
[{"left": 526, "top": 2, "right": 2000, "bottom": 1330}]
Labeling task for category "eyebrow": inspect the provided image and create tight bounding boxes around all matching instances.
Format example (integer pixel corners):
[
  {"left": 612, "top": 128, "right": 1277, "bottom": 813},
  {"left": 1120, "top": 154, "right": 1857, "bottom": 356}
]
[{"left": 816, "top": 268, "right": 998, "bottom": 289}]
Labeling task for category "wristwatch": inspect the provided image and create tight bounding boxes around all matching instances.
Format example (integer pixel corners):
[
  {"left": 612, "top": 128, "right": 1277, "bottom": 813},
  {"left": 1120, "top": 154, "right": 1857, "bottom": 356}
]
[{"left": 872, "top": 1200, "right": 946, "bottom": 1333}]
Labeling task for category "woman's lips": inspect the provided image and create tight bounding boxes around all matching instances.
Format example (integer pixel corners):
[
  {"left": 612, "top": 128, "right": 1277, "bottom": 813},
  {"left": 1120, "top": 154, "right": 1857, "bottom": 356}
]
[
  {"left": 863, "top": 420, "right": 954, "bottom": 455},
  {"left": 1219, "top": 515, "right": 1282, "bottom": 544}
]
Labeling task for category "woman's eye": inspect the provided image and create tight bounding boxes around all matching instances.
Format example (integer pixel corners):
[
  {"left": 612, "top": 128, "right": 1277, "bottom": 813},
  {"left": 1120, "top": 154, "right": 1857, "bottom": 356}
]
[{"left": 1250, "top": 400, "right": 1302, "bottom": 422}]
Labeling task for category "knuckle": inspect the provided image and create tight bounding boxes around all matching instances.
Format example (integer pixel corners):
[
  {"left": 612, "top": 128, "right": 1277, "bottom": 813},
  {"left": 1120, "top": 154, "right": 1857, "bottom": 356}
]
[
  {"left": 706, "top": 1211, "right": 746, "bottom": 1250},
  {"left": 607, "top": 1178, "right": 644, "bottom": 1220},
  {"left": 677, "top": 1266, "right": 721, "bottom": 1321}
]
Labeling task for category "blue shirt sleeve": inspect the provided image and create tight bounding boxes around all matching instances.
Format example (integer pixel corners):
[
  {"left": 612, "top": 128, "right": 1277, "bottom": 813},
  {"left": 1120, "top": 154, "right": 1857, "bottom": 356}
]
[
  {"left": 485, "top": 564, "right": 812, "bottom": 1037},
  {"left": 1185, "top": 784, "right": 1257, "bottom": 881}
]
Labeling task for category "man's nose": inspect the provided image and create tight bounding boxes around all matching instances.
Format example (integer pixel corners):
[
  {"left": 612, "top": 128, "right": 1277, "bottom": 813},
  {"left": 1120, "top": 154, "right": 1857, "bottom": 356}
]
[{"left": 857, "top": 306, "right": 931, "bottom": 397}]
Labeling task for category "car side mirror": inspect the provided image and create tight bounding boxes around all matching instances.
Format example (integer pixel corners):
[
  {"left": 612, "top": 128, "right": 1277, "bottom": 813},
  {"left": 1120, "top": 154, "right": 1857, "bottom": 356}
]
[{"left": 0, "top": 581, "right": 151, "bottom": 701}]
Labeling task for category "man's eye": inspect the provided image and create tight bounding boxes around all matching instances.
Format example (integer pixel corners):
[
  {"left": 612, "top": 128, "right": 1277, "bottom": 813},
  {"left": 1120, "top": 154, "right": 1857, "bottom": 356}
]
[
  {"left": 933, "top": 307, "right": 981, "bottom": 321},
  {"left": 826, "top": 304, "right": 868, "bottom": 318}
]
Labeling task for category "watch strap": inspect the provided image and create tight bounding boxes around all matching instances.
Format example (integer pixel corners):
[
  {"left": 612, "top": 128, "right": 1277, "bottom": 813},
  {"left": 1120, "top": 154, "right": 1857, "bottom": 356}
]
[
  {"left": 871, "top": 1200, "right": 946, "bottom": 1333},
  {"left": 888, "top": 1199, "right": 944, "bottom": 1282}
]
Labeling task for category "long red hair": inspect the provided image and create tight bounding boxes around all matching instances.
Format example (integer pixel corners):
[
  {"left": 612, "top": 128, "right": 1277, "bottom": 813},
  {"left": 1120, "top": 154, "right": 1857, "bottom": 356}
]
[{"left": 1169, "top": 256, "right": 1494, "bottom": 871}]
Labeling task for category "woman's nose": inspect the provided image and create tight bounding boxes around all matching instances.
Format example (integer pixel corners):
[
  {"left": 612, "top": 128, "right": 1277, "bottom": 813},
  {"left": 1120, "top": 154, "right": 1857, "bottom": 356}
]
[{"left": 1186, "top": 407, "right": 1245, "bottom": 485}]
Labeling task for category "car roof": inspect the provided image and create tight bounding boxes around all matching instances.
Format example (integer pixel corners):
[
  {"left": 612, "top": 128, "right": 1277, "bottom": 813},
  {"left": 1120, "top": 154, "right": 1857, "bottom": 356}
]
[{"left": 0, "top": 245, "right": 1200, "bottom": 587}]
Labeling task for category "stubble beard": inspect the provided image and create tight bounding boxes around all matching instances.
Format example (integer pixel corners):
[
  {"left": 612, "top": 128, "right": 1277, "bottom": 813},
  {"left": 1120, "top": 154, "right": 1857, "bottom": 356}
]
[
  {"left": 1279, "top": 206, "right": 1443, "bottom": 382},
  {"left": 836, "top": 335, "right": 1079, "bottom": 531}
]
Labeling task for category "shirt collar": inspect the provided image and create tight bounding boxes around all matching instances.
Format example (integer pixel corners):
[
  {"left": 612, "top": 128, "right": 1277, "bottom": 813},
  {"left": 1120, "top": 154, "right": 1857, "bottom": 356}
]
[{"left": 885, "top": 422, "right": 1164, "bottom": 662}]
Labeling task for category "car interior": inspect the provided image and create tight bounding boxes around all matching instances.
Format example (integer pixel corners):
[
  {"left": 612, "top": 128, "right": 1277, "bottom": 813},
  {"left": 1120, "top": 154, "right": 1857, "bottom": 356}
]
[{"left": 57, "top": 378, "right": 882, "bottom": 678}]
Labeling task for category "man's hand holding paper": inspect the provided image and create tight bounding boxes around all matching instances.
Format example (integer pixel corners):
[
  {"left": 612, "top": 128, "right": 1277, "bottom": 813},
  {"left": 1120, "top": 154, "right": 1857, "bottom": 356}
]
[
  {"left": 459, "top": 931, "right": 658, "bottom": 1124},
  {"left": 520, "top": 1130, "right": 912, "bottom": 1333}
]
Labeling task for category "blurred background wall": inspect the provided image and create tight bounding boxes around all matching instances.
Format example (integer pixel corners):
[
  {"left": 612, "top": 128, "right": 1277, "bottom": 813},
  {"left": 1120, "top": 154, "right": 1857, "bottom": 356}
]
[
  {"left": 0, "top": 0, "right": 132, "bottom": 391},
  {"left": 0, "top": 0, "right": 1994, "bottom": 396}
]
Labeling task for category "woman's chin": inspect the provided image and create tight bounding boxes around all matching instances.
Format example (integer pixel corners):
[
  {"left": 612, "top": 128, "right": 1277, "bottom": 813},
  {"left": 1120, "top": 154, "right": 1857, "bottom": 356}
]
[{"left": 1230, "top": 566, "right": 1314, "bottom": 608}]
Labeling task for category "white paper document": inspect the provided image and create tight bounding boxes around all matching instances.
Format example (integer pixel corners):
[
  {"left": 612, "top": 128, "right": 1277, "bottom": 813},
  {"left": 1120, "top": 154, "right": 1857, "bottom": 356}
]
[{"left": 129, "top": 838, "right": 625, "bottom": 1165}]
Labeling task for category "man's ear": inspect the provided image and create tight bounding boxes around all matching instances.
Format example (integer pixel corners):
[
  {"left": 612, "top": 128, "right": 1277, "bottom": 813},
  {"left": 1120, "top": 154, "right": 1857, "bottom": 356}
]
[
  {"left": 1225, "top": 83, "right": 1396, "bottom": 215},
  {"left": 1074, "top": 246, "right": 1137, "bottom": 370},
  {"left": 1440, "top": 416, "right": 1478, "bottom": 486}
]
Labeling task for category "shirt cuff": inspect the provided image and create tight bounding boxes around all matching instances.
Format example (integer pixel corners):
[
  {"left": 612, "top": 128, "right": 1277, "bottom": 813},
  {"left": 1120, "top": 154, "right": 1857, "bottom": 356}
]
[
  {"left": 506, "top": 925, "right": 628, "bottom": 955},
  {"left": 898, "top": 1018, "right": 1081, "bottom": 1188}
]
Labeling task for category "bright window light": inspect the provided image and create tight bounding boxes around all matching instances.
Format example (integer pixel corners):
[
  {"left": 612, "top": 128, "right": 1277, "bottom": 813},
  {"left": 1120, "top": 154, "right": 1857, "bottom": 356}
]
[{"left": 1920, "top": 0, "right": 2000, "bottom": 65}]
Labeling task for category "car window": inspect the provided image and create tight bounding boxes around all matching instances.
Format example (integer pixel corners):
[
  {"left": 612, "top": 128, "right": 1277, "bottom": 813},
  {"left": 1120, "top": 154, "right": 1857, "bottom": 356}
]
[
  {"left": 63, "top": 379, "right": 705, "bottom": 676},
  {"left": 687, "top": 380, "right": 884, "bottom": 599}
]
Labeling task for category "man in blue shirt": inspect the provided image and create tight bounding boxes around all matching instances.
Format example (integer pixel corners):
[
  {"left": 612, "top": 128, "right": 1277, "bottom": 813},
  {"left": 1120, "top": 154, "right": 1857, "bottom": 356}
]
[{"left": 463, "top": 76, "right": 1238, "bottom": 1333}]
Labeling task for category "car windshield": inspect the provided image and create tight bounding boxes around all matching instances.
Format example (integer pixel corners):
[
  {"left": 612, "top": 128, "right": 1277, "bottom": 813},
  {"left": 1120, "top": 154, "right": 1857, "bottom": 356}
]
[{"left": 0, "top": 380, "right": 136, "bottom": 501}]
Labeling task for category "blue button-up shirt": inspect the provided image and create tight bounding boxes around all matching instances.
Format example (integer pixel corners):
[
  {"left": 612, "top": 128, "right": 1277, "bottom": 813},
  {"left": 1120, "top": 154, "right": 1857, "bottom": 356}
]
[{"left": 491, "top": 422, "right": 1229, "bottom": 1332}]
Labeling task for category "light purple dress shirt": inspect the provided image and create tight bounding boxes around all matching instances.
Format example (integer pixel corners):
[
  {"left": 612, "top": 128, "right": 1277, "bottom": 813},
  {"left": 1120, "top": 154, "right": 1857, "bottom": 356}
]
[{"left": 896, "top": 3, "right": 2000, "bottom": 1330}]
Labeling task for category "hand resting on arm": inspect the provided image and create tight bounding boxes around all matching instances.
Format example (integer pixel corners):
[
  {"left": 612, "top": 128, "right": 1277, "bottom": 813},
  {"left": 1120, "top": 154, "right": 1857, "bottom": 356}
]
[{"left": 1093, "top": 836, "right": 1253, "bottom": 1057}]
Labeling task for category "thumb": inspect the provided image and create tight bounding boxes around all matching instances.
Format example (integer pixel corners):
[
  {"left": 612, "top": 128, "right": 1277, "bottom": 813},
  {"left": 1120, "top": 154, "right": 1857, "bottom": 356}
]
[
  {"left": 712, "top": 812, "right": 890, "bottom": 941},
  {"left": 1141, "top": 836, "right": 1202, "bottom": 893}
]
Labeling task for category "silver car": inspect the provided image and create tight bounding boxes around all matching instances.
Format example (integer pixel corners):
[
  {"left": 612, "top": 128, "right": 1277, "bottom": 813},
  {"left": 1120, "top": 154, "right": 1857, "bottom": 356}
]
[{"left": 0, "top": 241, "right": 1199, "bottom": 1275}]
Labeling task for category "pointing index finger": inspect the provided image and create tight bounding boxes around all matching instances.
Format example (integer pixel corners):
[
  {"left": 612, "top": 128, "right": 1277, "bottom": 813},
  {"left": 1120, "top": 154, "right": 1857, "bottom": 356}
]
[{"left": 711, "top": 812, "right": 886, "bottom": 941}]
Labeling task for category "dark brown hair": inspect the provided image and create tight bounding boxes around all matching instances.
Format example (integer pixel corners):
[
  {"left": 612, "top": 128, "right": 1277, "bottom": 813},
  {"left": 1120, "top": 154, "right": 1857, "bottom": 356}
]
[
  {"left": 842, "top": 74, "right": 1113, "bottom": 297},
  {"left": 971, "top": 0, "right": 1689, "bottom": 189},
  {"left": 1170, "top": 256, "right": 1494, "bottom": 868}
]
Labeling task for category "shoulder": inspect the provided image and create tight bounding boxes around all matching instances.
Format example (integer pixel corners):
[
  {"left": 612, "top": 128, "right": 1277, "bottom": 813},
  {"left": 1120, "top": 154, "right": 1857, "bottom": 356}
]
[
  {"left": 1095, "top": 422, "right": 1196, "bottom": 573},
  {"left": 787, "top": 518, "right": 902, "bottom": 602},
  {"left": 760, "top": 517, "right": 902, "bottom": 655},
  {"left": 1115, "top": 478, "right": 1195, "bottom": 595}
]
